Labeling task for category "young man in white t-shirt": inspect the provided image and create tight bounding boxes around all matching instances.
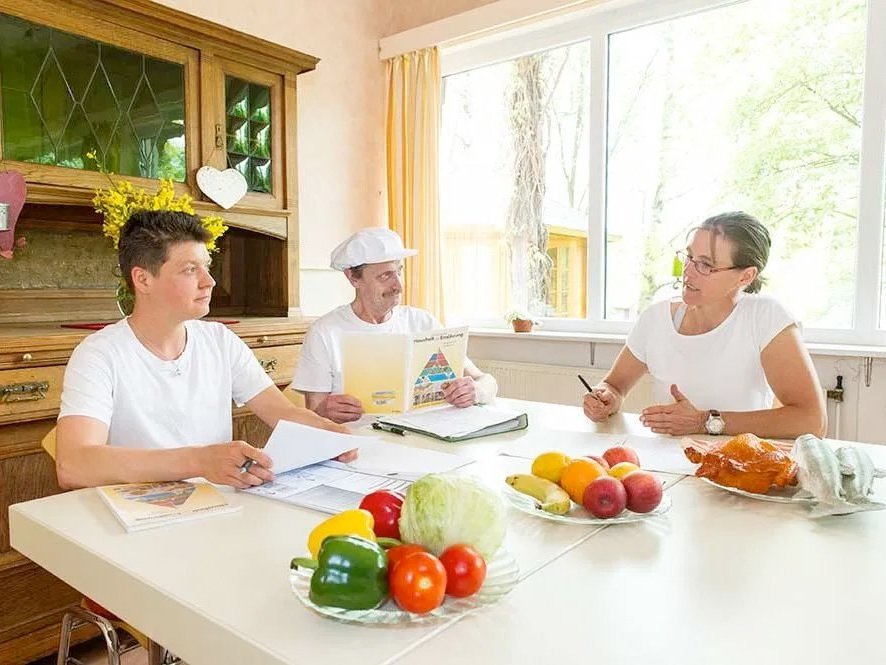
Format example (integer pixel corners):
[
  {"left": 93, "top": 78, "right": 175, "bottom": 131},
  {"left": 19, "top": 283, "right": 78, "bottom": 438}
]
[
  {"left": 57, "top": 210, "right": 354, "bottom": 490},
  {"left": 290, "top": 228, "right": 498, "bottom": 423}
]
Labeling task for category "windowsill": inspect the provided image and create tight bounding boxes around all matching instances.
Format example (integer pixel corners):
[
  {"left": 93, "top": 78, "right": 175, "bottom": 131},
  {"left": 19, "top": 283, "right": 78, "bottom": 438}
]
[{"left": 468, "top": 327, "right": 886, "bottom": 359}]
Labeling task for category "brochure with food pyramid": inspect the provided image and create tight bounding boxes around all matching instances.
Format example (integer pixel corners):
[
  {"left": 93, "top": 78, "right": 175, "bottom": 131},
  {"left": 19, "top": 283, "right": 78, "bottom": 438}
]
[
  {"left": 96, "top": 481, "right": 241, "bottom": 532},
  {"left": 341, "top": 326, "right": 468, "bottom": 414}
]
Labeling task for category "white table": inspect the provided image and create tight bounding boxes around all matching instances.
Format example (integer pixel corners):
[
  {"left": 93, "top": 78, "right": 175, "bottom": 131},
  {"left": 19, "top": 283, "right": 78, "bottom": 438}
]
[{"left": 10, "top": 399, "right": 886, "bottom": 664}]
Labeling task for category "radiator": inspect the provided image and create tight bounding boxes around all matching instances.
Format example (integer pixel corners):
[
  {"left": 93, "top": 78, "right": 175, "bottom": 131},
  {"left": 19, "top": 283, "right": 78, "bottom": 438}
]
[{"left": 476, "top": 360, "right": 655, "bottom": 413}]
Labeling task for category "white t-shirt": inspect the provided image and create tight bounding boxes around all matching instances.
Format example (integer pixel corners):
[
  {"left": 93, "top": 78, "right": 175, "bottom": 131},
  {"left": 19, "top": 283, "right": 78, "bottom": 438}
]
[
  {"left": 291, "top": 304, "right": 444, "bottom": 394},
  {"left": 59, "top": 319, "right": 273, "bottom": 449},
  {"left": 626, "top": 295, "right": 796, "bottom": 412}
]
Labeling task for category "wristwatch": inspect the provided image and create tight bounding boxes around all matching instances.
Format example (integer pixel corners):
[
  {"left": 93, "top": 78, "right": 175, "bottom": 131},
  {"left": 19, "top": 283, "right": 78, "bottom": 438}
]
[{"left": 704, "top": 410, "right": 726, "bottom": 435}]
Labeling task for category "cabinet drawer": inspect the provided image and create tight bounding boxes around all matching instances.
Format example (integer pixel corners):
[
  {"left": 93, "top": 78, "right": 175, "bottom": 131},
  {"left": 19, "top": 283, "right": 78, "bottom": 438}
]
[
  {"left": 0, "top": 366, "right": 65, "bottom": 425},
  {"left": 253, "top": 345, "right": 300, "bottom": 384}
]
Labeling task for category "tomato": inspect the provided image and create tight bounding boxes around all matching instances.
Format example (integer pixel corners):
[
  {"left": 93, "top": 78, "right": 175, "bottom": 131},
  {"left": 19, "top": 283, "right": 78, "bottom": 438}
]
[
  {"left": 389, "top": 551, "right": 447, "bottom": 614},
  {"left": 386, "top": 544, "right": 427, "bottom": 575},
  {"left": 358, "top": 490, "right": 405, "bottom": 539},
  {"left": 438, "top": 544, "right": 486, "bottom": 598}
]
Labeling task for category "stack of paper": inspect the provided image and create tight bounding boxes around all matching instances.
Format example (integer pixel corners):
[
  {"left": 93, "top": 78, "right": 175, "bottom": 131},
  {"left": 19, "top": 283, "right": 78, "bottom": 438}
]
[{"left": 243, "top": 420, "right": 472, "bottom": 513}]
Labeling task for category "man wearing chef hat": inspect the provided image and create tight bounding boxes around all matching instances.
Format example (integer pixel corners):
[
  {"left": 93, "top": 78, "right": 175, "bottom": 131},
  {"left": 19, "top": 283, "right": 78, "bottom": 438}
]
[{"left": 290, "top": 227, "right": 498, "bottom": 423}]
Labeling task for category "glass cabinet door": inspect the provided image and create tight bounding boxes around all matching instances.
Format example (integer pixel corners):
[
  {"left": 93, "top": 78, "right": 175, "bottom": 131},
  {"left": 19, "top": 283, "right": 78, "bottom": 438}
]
[
  {"left": 225, "top": 76, "right": 272, "bottom": 194},
  {"left": 0, "top": 9, "right": 199, "bottom": 194},
  {"left": 210, "top": 58, "right": 284, "bottom": 209}
]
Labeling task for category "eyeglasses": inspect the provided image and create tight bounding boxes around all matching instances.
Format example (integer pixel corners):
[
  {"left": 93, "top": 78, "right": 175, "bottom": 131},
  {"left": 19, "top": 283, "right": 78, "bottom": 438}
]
[{"left": 675, "top": 250, "right": 740, "bottom": 277}]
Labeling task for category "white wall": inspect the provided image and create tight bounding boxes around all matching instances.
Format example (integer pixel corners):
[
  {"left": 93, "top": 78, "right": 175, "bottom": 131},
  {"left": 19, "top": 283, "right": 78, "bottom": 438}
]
[{"left": 155, "top": 0, "right": 499, "bottom": 316}]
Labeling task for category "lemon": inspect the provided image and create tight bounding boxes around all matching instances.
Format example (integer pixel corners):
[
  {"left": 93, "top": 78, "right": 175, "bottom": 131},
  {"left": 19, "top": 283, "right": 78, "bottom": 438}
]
[
  {"left": 531, "top": 452, "right": 572, "bottom": 484},
  {"left": 608, "top": 462, "right": 641, "bottom": 480}
]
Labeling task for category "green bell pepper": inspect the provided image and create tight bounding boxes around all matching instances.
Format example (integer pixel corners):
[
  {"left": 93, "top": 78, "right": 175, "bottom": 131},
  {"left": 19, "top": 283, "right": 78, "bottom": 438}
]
[{"left": 292, "top": 535, "right": 389, "bottom": 610}]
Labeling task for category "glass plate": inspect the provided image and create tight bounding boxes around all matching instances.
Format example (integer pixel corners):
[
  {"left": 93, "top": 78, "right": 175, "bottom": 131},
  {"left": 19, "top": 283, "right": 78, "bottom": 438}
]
[
  {"left": 698, "top": 477, "right": 815, "bottom": 504},
  {"left": 502, "top": 484, "right": 672, "bottom": 524},
  {"left": 290, "top": 547, "right": 519, "bottom": 625}
]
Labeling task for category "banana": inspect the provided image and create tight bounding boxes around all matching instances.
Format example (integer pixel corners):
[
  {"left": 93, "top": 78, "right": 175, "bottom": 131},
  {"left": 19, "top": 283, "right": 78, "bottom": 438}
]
[{"left": 506, "top": 474, "right": 572, "bottom": 515}]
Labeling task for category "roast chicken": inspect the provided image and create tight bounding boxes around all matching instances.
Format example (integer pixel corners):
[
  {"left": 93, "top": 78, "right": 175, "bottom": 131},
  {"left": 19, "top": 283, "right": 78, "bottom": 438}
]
[{"left": 683, "top": 433, "right": 798, "bottom": 494}]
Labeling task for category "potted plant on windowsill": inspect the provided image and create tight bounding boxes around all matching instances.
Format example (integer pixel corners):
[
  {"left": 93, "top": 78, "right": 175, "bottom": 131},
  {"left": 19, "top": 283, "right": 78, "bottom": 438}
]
[{"left": 506, "top": 310, "right": 537, "bottom": 333}]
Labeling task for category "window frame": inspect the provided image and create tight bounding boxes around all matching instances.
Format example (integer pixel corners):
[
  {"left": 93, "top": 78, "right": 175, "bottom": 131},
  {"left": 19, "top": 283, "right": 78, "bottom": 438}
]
[{"left": 440, "top": 0, "right": 886, "bottom": 345}]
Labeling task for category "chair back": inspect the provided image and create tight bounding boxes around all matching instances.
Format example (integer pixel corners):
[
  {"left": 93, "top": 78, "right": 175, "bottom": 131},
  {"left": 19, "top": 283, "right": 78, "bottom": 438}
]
[{"left": 41, "top": 426, "right": 58, "bottom": 460}]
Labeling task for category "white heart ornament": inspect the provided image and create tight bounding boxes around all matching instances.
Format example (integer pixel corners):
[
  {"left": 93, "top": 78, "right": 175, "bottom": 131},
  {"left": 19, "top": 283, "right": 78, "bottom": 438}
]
[{"left": 196, "top": 166, "right": 248, "bottom": 210}]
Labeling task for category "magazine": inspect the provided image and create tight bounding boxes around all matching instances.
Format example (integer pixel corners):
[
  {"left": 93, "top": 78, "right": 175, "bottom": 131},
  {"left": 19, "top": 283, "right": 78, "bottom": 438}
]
[
  {"left": 341, "top": 326, "right": 468, "bottom": 414},
  {"left": 97, "top": 481, "right": 241, "bottom": 532}
]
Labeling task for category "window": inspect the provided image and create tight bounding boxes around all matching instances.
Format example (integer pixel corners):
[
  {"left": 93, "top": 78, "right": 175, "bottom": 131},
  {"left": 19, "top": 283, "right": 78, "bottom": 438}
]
[
  {"left": 606, "top": 0, "right": 865, "bottom": 327},
  {"left": 440, "top": 0, "right": 886, "bottom": 343},
  {"left": 440, "top": 42, "right": 590, "bottom": 324}
]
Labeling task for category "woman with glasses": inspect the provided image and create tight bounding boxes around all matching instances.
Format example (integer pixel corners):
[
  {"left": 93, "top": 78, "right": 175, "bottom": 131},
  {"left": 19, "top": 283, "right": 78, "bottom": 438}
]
[{"left": 583, "top": 211, "right": 826, "bottom": 439}]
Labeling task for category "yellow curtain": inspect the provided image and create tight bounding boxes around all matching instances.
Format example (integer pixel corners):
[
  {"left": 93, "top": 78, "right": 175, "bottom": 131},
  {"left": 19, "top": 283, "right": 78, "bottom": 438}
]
[{"left": 385, "top": 47, "right": 444, "bottom": 320}]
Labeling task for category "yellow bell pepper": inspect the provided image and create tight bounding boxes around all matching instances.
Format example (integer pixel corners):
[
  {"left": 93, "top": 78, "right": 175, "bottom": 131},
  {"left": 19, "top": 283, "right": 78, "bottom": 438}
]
[{"left": 307, "top": 509, "right": 376, "bottom": 558}]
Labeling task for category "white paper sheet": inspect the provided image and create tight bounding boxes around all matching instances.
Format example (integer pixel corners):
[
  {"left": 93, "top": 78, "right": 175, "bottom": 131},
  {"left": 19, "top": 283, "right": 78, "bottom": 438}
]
[
  {"left": 245, "top": 427, "right": 473, "bottom": 514},
  {"left": 262, "top": 420, "right": 372, "bottom": 473},
  {"left": 501, "top": 430, "right": 697, "bottom": 475},
  {"left": 330, "top": 439, "right": 472, "bottom": 477}
]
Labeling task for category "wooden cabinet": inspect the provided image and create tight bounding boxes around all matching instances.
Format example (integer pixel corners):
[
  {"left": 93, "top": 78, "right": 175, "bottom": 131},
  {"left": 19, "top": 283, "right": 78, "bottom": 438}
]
[
  {"left": 0, "top": 0, "right": 316, "bottom": 321},
  {"left": 0, "top": 1, "right": 319, "bottom": 661}
]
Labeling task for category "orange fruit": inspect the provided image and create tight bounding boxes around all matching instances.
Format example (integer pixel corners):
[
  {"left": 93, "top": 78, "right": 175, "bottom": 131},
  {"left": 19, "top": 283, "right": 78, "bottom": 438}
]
[
  {"left": 531, "top": 451, "right": 572, "bottom": 484},
  {"left": 560, "top": 458, "right": 607, "bottom": 503},
  {"left": 608, "top": 462, "right": 640, "bottom": 480}
]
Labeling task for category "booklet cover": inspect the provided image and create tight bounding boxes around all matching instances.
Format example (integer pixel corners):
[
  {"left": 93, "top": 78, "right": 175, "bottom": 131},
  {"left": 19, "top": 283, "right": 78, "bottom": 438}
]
[
  {"left": 97, "top": 481, "right": 241, "bottom": 532},
  {"left": 341, "top": 326, "right": 468, "bottom": 414}
]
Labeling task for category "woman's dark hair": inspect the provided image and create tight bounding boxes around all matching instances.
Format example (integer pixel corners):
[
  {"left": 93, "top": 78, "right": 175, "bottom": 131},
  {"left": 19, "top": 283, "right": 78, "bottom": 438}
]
[
  {"left": 698, "top": 211, "right": 771, "bottom": 293},
  {"left": 118, "top": 210, "right": 210, "bottom": 291}
]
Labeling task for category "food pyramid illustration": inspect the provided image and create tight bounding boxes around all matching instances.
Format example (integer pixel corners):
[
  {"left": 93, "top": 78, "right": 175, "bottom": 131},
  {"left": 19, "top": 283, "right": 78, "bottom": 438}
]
[
  {"left": 116, "top": 482, "right": 196, "bottom": 508},
  {"left": 413, "top": 348, "right": 457, "bottom": 406}
]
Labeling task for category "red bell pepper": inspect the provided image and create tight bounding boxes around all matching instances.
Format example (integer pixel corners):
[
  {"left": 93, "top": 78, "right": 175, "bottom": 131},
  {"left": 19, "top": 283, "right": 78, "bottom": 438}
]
[{"left": 359, "top": 490, "right": 404, "bottom": 539}]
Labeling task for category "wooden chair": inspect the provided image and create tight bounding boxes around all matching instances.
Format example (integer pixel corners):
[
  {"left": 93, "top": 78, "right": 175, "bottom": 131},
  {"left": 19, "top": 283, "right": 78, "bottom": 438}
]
[{"left": 40, "top": 428, "right": 179, "bottom": 665}]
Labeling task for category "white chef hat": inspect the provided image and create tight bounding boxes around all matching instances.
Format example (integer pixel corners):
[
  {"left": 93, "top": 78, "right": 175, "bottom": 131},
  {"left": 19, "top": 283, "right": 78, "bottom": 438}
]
[{"left": 329, "top": 228, "right": 418, "bottom": 271}]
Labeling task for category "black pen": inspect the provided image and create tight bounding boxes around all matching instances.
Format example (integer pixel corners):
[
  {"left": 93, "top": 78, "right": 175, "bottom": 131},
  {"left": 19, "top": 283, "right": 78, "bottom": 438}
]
[
  {"left": 239, "top": 459, "right": 256, "bottom": 473},
  {"left": 372, "top": 422, "right": 407, "bottom": 436},
  {"left": 578, "top": 374, "right": 602, "bottom": 401}
]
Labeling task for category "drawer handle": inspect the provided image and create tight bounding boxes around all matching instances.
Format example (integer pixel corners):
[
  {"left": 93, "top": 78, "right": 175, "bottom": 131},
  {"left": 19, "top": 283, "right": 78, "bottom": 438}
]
[
  {"left": 257, "top": 335, "right": 269, "bottom": 344},
  {"left": 22, "top": 353, "right": 33, "bottom": 362},
  {"left": 259, "top": 358, "right": 278, "bottom": 373},
  {"left": 0, "top": 380, "right": 49, "bottom": 402}
]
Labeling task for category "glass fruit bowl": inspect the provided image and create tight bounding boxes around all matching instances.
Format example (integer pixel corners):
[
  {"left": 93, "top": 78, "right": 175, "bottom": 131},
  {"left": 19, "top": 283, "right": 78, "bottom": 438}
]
[
  {"left": 502, "top": 484, "right": 672, "bottom": 524},
  {"left": 290, "top": 546, "right": 519, "bottom": 625}
]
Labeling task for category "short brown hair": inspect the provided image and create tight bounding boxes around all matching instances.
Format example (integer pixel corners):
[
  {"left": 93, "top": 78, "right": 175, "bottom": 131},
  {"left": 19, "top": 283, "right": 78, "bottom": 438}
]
[{"left": 118, "top": 210, "right": 210, "bottom": 291}]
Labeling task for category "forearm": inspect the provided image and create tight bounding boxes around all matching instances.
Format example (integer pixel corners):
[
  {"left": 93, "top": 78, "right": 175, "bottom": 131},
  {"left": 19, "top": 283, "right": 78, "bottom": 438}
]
[
  {"left": 718, "top": 404, "right": 827, "bottom": 440},
  {"left": 56, "top": 445, "right": 201, "bottom": 490}
]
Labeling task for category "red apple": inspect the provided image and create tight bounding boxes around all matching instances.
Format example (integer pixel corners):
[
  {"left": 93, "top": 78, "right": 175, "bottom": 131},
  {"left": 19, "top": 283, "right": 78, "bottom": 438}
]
[
  {"left": 585, "top": 454, "right": 610, "bottom": 470},
  {"left": 582, "top": 476, "right": 627, "bottom": 519},
  {"left": 602, "top": 445, "right": 640, "bottom": 468},
  {"left": 622, "top": 471, "right": 663, "bottom": 513}
]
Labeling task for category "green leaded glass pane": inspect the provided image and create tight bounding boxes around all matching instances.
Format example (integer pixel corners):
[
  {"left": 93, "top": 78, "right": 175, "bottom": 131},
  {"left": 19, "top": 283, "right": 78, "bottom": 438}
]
[
  {"left": 0, "top": 12, "right": 186, "bottom": 181},
  {"left": 225, "top": 75, "right": 271, "bottom": 194}
]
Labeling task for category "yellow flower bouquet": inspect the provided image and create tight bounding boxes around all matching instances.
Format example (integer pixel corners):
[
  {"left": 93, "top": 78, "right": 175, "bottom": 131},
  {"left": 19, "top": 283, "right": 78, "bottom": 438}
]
[{"left": 90, "top": 155, "right": 228, "bottom": 315}]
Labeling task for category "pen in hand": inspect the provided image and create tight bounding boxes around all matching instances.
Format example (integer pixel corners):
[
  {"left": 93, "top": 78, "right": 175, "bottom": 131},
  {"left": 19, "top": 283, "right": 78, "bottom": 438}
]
[
  {"left": 577, "top": 374, "right": 603, "bottom": 402},
  {"left": 239, "top": 459, "right": 257, "bottom": 473}
]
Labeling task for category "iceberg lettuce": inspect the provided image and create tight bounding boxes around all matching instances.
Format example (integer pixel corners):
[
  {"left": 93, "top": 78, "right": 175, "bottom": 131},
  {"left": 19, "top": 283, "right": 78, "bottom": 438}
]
[{"left": 398, "top": 473, "right": 506, "bottom": 560}]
